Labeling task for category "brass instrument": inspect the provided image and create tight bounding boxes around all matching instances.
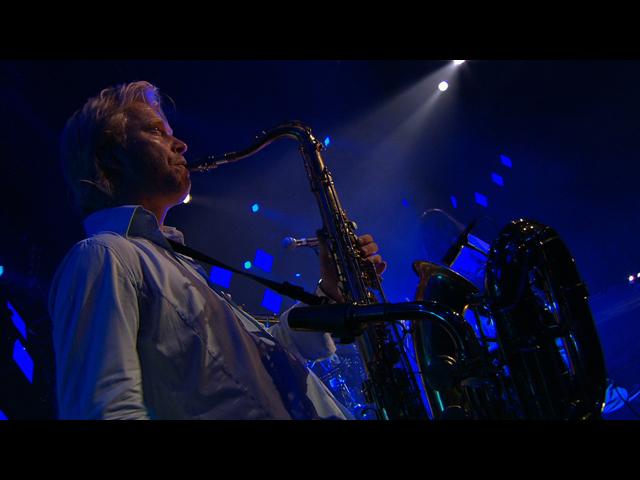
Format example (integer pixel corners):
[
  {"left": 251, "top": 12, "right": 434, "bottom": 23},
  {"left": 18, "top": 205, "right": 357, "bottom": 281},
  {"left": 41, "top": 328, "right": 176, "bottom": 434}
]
[
  {"left": 412, "top": 219, "right": 608, "bottom": 419},
  {"left": 190, "top": 122, "right": 428, "bottom": 420}
]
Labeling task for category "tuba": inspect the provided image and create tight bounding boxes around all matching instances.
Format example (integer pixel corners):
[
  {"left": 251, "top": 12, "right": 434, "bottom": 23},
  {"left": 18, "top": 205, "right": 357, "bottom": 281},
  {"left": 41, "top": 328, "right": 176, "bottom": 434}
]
[{"left": 412, "top": 219, "right": 608, "bottom": 419}]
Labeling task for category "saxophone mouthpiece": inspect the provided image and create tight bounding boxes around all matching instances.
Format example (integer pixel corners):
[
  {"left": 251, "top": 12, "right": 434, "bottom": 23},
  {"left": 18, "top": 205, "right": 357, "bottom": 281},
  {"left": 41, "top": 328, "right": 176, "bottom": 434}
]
[{"left": 189, "top": 153, "right": 237, "bottom": 172}]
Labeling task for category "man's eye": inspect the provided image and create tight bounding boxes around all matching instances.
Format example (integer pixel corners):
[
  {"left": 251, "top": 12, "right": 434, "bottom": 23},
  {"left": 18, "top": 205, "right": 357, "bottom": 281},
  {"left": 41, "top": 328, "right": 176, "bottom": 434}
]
[{"left": 150, "top": 127, "right": 163, "bottom": 135}]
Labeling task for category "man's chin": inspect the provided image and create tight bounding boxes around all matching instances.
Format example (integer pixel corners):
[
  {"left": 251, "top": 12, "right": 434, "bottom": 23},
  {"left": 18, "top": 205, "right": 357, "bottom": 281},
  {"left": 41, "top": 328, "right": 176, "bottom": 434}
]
[{"left": 176, "top": 185, "right": 192, "bottom": 205}]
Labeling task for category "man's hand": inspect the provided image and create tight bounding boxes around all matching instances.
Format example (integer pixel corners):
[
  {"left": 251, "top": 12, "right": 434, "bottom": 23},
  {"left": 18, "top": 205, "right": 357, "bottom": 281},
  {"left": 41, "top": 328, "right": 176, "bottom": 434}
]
[{"left": 318, "top": 233, "right": 388, "bottom": 303}]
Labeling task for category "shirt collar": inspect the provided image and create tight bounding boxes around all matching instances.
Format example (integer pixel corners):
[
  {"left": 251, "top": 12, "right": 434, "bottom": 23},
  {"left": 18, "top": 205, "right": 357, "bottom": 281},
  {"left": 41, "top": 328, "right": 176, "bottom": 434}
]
[{"left": 83, "top": 205, "right": 185, "bottom": 248}]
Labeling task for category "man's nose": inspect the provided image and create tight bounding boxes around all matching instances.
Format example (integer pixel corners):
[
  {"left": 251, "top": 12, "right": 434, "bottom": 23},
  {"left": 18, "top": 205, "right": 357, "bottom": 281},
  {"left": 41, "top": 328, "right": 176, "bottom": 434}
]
[{"left": 172, "top": 136, "right": 188, "bottom": 154}]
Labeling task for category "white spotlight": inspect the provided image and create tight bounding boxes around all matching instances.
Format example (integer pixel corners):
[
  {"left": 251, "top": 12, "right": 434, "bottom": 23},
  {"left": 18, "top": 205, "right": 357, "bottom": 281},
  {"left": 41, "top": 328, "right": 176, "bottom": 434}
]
[
  {"left": 453, "top": 60, "right": 466, "bottom": 66},
  {"left": 183, "top": 194, "right": 192, "bottom": 204},
  {"left": 629, "top": 275, "right": 635, "bottom": 283},
  {"left": 438, "top": 81, "right": 449, "bottom": 92}
]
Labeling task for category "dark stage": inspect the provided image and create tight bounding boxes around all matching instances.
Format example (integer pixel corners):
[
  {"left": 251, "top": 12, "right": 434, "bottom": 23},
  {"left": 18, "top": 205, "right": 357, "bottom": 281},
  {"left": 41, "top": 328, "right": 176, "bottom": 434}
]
[{"left": 1, "top": 60, "right": 638, "bottom": 420}]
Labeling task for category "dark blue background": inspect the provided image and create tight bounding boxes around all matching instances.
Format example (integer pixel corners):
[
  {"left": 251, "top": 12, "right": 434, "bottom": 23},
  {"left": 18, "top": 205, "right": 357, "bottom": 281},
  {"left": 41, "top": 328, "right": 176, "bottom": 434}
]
[{"left": 1, "top": 60, "right": 638, "bottom": 419}]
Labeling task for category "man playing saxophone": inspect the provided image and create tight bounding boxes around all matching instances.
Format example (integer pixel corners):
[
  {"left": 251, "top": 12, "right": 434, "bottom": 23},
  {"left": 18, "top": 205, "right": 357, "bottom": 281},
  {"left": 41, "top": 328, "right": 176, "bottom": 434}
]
[{"left": 48, "top": 81, "right": 387, "bottom": 420}]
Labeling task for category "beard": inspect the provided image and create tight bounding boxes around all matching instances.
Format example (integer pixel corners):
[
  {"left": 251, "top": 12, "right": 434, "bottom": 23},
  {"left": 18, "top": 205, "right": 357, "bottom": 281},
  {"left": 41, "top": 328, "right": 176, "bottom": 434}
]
[
  {"left": 122, "top": 153, "right": 192, "bottom": 206},
  {"left": 152, "top": 164, "right": 191, "bottom": 205}
]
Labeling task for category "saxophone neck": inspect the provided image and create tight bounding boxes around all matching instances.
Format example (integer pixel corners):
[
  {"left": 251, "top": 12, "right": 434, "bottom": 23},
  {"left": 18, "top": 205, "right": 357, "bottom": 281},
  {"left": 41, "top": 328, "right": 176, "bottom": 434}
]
[{"left": 189, "top": 122, "right": 322, "bottom": 173}]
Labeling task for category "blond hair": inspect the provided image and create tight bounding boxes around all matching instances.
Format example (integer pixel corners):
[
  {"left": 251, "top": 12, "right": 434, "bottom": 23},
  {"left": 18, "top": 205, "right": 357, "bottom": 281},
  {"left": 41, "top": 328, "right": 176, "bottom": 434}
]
[{"left": 60, "top": 81, "right": 168, "bottom": 217}]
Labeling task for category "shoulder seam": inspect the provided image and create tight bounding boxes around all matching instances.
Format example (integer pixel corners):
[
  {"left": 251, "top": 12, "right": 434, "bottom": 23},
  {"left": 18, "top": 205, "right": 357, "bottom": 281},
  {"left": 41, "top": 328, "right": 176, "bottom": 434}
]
[{"left": 80, "top": 236, "right": 140, "bottom": 289}]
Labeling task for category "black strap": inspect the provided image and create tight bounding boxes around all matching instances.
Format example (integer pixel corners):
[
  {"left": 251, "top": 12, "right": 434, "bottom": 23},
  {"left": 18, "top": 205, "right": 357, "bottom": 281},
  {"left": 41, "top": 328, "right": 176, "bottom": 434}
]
[{"left": 166, "top": 239, "right": 327, "bottom": 306}]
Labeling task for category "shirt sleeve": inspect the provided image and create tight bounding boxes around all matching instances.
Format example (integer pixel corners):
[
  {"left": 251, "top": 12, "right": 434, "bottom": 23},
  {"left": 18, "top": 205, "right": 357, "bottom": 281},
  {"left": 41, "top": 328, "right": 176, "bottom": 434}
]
[
  {"left": 49, "top": 239, "right": 150, "bottom": 420},
  {"left": 266, "top": 285, "right": 337, "bottom": 363}
]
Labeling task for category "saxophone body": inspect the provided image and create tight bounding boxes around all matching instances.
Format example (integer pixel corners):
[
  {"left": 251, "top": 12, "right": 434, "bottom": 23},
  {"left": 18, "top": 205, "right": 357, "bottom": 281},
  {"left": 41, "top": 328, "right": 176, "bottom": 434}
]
[{"left": 191, "top": 122, "right": 428, "bottom": 420}]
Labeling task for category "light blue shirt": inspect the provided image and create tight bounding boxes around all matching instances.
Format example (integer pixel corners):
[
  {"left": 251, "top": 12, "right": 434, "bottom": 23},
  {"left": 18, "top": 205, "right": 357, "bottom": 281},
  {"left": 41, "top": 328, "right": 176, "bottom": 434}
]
[{"left": 49, "top": 205, "right": 352, "bottom": 420}]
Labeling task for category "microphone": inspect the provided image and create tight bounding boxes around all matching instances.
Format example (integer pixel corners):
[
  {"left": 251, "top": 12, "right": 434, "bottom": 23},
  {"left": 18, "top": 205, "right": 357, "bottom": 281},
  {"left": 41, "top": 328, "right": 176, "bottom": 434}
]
[
  {"left": 440, "top": 218, "right": 478, "bottom": 267},
  {"left": 282, "top": 236, "right": 320, "bottom": 250}
]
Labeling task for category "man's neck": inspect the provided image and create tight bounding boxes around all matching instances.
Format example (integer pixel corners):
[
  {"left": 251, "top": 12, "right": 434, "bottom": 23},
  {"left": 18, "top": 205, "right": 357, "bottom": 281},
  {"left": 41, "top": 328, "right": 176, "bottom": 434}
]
[
  {"left": 116, "top": 193, "right": 171, "bottom": 227},
  {"left": 141, "top": 201, "right": 170, "bottom": 226},
  {"left": 118, "top": 189, "right": 175, "bottom": 227}
]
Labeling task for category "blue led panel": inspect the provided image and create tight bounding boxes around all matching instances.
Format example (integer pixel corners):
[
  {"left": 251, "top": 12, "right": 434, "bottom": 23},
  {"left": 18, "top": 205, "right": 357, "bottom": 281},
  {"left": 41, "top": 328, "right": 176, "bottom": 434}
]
[
  {"left": 500, "top": 154, "right": 512, "bottom": 168},
  {"left": 491, "top": 172, "right": 504, "bottom": 186},
  {"left": 13, "top": 339, "right": 33, "bottom": 383},
  {"left": 254, "top": 249, "right": 274, "bottom": 272},
  {"left": 261, "top": 289, "right": 283, "bottom": 314},
  {"left": 209, "top": 266, "right": 232, "bottom": 288},
  {"left": 474, "top": 192, "right": 488, "bottom": 208},
  {"left": 7, "top": 301, "right": 27, "bottom": 340},
  {"left": 468, "top": 234, "right": 490, "bottom": 254}
]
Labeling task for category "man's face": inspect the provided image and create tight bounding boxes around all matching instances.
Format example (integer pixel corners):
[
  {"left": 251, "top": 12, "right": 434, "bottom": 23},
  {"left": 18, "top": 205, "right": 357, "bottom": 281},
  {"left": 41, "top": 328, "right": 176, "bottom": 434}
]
[{"left": 116, "top": 102, "right": 191, "bottom": 207}]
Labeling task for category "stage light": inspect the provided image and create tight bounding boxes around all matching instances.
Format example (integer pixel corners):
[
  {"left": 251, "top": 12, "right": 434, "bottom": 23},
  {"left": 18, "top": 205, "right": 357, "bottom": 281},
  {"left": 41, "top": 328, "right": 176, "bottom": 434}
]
[
  {"left": 7, "top": 301, "right": 27, "bottom": 340},
  {"left": 450, "top": 196, "right": 458, "bottom": 209},
  {"left": 500, "top": 154, "right": 513, "bottom": 168},
  {"left": 453, "top": 60, "right": 466, "bottom": 66},
  {"left": 324, "top": 136, "right": 331, "bottom": 147},
  {"left": 637, "top": 272, "right": 640, "bottom": 278},
  {"left": 261, "top": 289, "right": 283, "bottom": 314},
  {"left": 402, "top": 198, "right": 409, "bottom": 207},
  {"left": 629, "top": 275, "right": 635, "bottom": 283},
  {"left": 0, "top": 410, "right": 7, "bottom": 420},
  {"left": 210, "top": 266, "right": 232, "bottom": 288},
  {"left": 244, "top": 261, "right": 252, "bottom": 270},
  {"left": 295, "top": 273, "right": 301, "bottom": 278},
  {"left": 0, "top": 265, "right": 3, "bottom": 277},
  {"left": 251, "top": 203, "right": 260, "bottom": 213},
  {"left": 13, "top": 340, "right": 33, "bottom": 383},
  {"left": 182, "top": 194, "right": 192, "bottom": 204},
  {"left": 491, "top": 173, "right": 504, "bottom": 187},
  {"left": 475, "top": 192, "right": 488, "bottom": 208},
  {"left": 438, "top": 81, "right": 449, "bottom": 92},
  {"left": 254, "top": 249, "right": 274, "bottom": 272}
]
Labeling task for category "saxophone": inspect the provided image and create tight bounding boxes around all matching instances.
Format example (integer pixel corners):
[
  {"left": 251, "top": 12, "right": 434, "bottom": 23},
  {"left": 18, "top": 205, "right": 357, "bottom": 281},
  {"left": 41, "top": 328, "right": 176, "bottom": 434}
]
[{"left": 190, "top": 122, "right": 428, "bottom": 420}]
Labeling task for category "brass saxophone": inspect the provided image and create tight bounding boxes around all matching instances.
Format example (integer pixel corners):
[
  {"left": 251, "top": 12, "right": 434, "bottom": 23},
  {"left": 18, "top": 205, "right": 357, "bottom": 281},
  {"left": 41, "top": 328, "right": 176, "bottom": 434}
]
[{"left": 190, "top": 122, "right": 428, "bottom": 420}]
